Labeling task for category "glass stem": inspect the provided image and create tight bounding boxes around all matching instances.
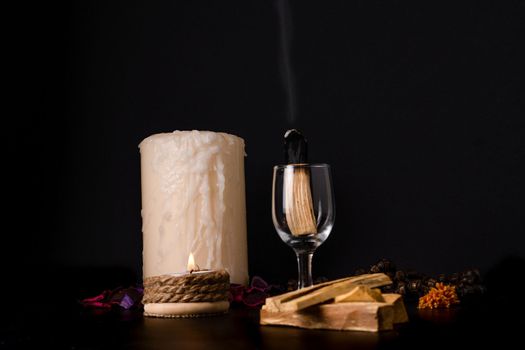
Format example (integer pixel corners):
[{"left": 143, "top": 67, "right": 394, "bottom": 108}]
[{"left": 296, "top": 251, "right": 314, "bottom": 289}]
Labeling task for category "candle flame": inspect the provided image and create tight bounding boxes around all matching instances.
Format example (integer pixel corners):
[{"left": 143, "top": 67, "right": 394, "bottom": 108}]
[{"left": 187, "top": 252, "right": 199, "bottom": 272}]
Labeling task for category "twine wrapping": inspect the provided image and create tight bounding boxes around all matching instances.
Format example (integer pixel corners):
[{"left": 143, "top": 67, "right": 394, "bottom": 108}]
[{"left": 142, "top": 269, "right": 230, "bottom": 304}]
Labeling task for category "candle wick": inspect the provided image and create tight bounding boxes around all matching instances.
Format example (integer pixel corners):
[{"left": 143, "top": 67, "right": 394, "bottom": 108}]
[{"left": 189, "top": 264, "right": 201, "bottom": 274}]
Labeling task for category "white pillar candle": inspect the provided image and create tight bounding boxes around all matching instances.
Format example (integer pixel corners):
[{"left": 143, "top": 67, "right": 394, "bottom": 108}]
[{"left": 139, "top": 130, "right": 249, "bottom": 285}]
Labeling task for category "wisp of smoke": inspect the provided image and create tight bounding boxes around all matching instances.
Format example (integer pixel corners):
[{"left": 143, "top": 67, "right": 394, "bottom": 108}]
[{"left": 276, "top": 0, "right": 297, "bottom": 124}]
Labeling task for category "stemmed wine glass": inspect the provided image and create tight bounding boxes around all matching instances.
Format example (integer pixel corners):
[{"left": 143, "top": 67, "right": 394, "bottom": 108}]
[{"left": 272, "top": 163, "right": 335, "bottom": 289}]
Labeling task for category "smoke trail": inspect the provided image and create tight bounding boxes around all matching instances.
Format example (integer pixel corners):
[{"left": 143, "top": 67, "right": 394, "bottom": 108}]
[{"left": 276, "top": 0, "right": 297, "bottom": 124}]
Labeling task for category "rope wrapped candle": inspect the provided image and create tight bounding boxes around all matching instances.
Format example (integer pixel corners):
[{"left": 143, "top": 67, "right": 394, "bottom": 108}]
[
  {"left": 139, "top": 131, "right": 249, "bottom": 317},
  {"left": 142, "top": 253, "right": 231, "bottom": 317}
]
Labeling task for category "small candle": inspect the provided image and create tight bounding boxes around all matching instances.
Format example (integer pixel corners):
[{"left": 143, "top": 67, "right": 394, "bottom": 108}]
[{"left": 143, "top": 253, "right": 230, "bottom": 317}]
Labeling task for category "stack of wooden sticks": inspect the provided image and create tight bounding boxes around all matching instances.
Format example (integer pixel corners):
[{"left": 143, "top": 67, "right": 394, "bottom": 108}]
[{"left": 260, "top": 273, "right": 408, "bottom": 332}]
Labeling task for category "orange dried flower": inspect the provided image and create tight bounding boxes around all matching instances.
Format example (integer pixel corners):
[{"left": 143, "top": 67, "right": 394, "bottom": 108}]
[{"left": 418, "top": 283, "right": 460, "bottom": 309}]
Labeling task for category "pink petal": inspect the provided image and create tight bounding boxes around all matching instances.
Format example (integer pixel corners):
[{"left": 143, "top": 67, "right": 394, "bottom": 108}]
[
  {"left": 229, "top": 284, "right": 245, "bottom": 303},
  {"left": 84, "top": 301, "right": 112, "bottom": 309},
  {"left": 119, "top": 294, "right": 135, "bottom": 309},
  {"left": 243, "top": 290, "right": 268, "bottom": 308},
  {"left": 81, "top": 291, "right": 110, "bottom": 303},
  {"left": 251, "top": 276, "right": 268, "bottom": 290}
]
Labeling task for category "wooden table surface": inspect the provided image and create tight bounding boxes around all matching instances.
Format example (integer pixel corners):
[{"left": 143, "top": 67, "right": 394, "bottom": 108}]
[{"left": 1, "top": 296, "right": 520, "bottom": 349}]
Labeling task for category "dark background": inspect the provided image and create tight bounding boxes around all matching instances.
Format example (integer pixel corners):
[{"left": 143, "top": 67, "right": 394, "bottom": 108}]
[{"left": 6, "top": 0, "right": 524, "bottom": 293}]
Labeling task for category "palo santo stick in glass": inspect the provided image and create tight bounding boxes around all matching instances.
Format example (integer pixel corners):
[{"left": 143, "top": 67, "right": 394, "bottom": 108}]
[
  {"left": 283, "top": 130, "right": 317, "bottom": 236},
  {"left": 284, "top": 166, "right": 317, "bottom": 235}
]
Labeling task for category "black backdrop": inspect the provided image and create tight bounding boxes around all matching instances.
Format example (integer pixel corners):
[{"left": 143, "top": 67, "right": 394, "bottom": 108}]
[{"left": 7, "top": 1, "right": 524, "bottom": 291}]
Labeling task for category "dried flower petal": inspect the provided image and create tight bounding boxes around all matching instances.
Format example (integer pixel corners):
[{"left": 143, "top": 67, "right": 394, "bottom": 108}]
[
  {"left": 243, "top": 289, "right": 268, "bottom": 308},
  {"left": 418, "top": 283, "right": 460, "bottom": 309},
  {"left": 251, "top": 276, "right": 269, "bottom": 290},
  {"left": 80, "top": 287, "right": 143, "bottom": 309},
  {"left": 229, "top": 284, "right": 245, "bottom": 303},
  {"left": 119, "top": 294, "right": 135, "bottom": 309},
  {"left": 82, "top": 292, "right": 109, "bottom": 304},
  {"left": 228, "top": 277, "right": 281, "bottom": 308}
]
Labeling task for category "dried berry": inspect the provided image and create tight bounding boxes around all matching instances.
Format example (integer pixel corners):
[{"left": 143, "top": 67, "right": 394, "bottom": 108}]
[
  {"left": 426, "top": 278, "right": 437, "bottom": 288},
  {"left": 370, "top": 265, "right": 381, "bottom": 273},
  {"left": 463, "top": 269, "right": 480, "bottom": 283},
  {"left": 396, "top": 283, "right": 407, "bottom": 295},
  {"left": 464, "top": 277, "right": 476, "bottom": 285},
  {"left": 395, "top": 270, "right": 406, "bottom": 281},
  {"left": 381, "top": 259, "right": 396, "bottom": 272},
  {"left": 408, "top": 280, "right": 422, "bottom": 292}
]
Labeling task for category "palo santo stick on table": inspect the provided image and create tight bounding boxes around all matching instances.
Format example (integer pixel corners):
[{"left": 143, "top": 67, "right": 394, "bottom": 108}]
[
  {"left": 261, "top": 301, "right": 395, "bottom": 332},
  {"left": 334, "top": 285, "right": 385, "bottom": 303},
  {"left": 382, "top": 293, "right": 409, "bottom": 324},
  {"left": 264, "top": 276, "right": 355, "bottom": 311},
  {"left": 263, "top": 273, "right": 392, "bottom": 313},
  {"left": 283, "top": 130, "right": 317, "bottom": 236}
]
